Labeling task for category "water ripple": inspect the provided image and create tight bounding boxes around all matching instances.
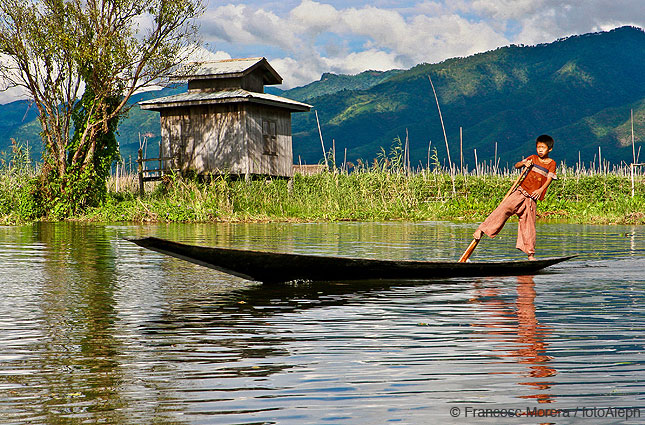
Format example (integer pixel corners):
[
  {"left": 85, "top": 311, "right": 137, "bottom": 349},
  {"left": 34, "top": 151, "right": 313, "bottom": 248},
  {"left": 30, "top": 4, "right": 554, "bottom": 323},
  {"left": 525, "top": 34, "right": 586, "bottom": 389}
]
[{"left": 0, "top": 222, "right": 644, "bottom": 423}]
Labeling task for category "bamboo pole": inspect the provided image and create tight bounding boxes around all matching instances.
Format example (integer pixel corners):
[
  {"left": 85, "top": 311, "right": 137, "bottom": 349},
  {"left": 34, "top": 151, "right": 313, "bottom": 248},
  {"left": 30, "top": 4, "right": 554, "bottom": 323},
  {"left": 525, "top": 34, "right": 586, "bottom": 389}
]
[
  {"left": 631, "top": 163, "right": 635, "bottom": 198},
  {"left": 343, "top": 148, "right": 347, "bottom": 173},
  {"left": 632, "top": 109, "right": 636, "bottom": 164},
  {"left": 428, "top": 75, "right": 453, "bottom": 169},
  {"left": 137, "top": 148, "right": 144, "bottom": 197},
  {"left": 427, "top": 75, "right": 456, "bottom": 195},
  {"left": 315, "top": 110, "right": 329, "bottom": 169},
  {"left": 332, "top": 138, "right": 336, "bottom": 171},
  {"left": 405, "top": 128, "right": 411, "bottom": 174},
  {"left": 474, "top": 149, "right": 478, "bottom": 176},
  {"left": 459, "top": 127, "right": 463, "bottom": 173}
]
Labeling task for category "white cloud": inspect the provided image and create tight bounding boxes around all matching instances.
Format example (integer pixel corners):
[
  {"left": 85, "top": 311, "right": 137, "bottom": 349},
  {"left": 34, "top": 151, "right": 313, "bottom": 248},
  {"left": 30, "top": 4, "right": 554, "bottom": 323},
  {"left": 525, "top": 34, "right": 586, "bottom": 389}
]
[
  {"left": 217, "top": 1, "right": 636, "bottom": 88},
  {"left": 3, "top": 0, "right": 644, "bottom": 99},
  {"left": 458, "top": 0, "right": 545, "bottom": 21},
  {"left": 187, "top": 46, "right": 232, "bottom": 62},
  {"left": 0, "top": 55, "right": 29, "bottom": 104},
  {"left": 289, "top": 0, "right": 340, "bottom": 34},
  {"left": 201, "top": 1, "right": 515, "bottom": 87},
  {"left": 0, "top": 86, "right": 29, "bottom": 105},
  {"left": 271, "top": 57, "right": 322, "bottom": 88},
  {"left": 514, "top": 1, "right": 645, "bottom": 45},
  {"left": 201, "top": 4, "right": 298, "bottom": 51}
]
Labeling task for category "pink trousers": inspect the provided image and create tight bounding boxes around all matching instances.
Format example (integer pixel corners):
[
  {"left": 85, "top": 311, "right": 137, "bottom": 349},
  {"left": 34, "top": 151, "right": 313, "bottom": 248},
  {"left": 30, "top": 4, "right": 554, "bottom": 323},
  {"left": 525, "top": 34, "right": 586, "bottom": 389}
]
[{"left": 477, "top": 189, "right": 537, "bottom": 255}]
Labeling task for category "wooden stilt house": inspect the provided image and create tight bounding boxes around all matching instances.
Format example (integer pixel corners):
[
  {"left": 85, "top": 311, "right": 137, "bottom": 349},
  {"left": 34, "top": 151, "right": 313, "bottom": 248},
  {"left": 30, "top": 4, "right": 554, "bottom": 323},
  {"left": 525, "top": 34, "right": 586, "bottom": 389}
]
[{"left": 139, "top": 57, "right": 311, "bottom": 178}]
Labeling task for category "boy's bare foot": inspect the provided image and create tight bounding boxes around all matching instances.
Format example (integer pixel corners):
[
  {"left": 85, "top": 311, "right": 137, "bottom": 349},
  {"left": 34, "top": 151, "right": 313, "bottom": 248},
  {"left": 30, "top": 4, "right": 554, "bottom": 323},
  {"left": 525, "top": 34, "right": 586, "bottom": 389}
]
[
  {"left": 528, "top": 254, "right": 536, "bottom": 261},
  {"left": 473, "top": 229, "right": 483, "bottom": 240}
]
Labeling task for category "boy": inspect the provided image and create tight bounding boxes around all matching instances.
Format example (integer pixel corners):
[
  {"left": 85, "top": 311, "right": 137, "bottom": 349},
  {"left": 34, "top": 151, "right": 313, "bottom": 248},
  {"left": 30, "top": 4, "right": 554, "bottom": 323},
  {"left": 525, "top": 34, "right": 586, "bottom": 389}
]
[{"left": 472, "top": 135, "right": 557, "bottom": 260}]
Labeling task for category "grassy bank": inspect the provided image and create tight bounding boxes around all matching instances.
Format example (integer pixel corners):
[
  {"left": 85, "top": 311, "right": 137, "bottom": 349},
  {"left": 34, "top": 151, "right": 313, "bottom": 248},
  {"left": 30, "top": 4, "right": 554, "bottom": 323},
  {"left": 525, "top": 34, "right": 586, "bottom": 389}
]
[
  {"left": 83, "top": 169, "right": 645, "bottom": 225},
  {"left": 2, "top": 152, "right": 644, "bottom": 225}
]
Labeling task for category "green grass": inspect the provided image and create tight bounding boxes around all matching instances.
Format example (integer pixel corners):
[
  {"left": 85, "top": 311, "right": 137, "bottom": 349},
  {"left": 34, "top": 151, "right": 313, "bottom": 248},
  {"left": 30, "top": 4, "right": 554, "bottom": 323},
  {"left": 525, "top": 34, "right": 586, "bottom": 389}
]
[
  {"left": 79, "top": 170, "right": 645, "bottom": 225},
  {"left": 2, "top": 141, "right": 644, "bottom": 225}
]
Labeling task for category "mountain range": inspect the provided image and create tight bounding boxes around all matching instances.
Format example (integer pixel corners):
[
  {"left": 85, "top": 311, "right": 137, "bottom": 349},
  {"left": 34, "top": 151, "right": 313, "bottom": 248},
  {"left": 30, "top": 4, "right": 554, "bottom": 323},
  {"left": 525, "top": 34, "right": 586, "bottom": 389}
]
[{"left": 1, "top": 25, "right": 643, "bottom": 170}]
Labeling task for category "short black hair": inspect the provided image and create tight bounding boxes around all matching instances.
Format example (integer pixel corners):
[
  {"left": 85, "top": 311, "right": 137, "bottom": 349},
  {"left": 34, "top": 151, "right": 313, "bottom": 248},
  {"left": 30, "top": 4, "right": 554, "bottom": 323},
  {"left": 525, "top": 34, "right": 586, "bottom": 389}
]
[{"left": 536, "top": 134, "right": 554, "bottom": 149}]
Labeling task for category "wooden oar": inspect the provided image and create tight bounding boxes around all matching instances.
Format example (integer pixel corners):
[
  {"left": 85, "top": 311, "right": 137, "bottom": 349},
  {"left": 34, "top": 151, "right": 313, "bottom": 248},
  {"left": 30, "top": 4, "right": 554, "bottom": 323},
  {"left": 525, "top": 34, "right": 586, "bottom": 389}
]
[{"left": 458, "top": 164, "right": 532, "bottom": 262}]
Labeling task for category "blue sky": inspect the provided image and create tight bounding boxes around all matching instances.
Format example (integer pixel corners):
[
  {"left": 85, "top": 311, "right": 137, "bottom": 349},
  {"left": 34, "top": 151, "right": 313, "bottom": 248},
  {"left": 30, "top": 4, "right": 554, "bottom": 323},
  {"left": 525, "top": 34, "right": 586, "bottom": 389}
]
[{"left": 198, "top": 0, "right": 645, "bottom": 89}]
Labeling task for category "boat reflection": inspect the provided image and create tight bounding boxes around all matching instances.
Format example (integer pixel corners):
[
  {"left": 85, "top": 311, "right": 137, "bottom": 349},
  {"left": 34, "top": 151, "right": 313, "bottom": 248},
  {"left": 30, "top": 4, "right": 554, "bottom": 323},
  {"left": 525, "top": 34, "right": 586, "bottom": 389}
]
[{"left": 471, "top": 275, "right": 556, "bottom": 403}]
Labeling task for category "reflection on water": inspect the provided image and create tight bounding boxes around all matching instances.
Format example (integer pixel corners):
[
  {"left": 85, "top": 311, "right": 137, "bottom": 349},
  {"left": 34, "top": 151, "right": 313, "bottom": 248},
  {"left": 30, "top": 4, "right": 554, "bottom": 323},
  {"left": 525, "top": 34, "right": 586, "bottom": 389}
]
[
  {"left": 0, "top": 221, "right": 644, "bottom": 423},
  {"left": 472, "top": 275, "right": 556, "bottom": 404}
]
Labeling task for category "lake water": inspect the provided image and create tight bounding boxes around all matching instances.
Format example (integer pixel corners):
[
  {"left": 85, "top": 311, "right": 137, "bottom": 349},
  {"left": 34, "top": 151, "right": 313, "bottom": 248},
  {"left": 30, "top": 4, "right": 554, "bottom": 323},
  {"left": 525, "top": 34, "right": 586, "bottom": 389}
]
[{"left": 1, "top": 221, "right": 644, "bottom": 424}]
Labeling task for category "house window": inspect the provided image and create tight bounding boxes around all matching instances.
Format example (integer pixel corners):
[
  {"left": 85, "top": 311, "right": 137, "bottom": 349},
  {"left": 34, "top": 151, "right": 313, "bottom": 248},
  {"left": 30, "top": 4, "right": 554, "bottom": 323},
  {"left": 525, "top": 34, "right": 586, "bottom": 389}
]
[{"left": 262, "top": 120, "right": 277, "bottom": 155}]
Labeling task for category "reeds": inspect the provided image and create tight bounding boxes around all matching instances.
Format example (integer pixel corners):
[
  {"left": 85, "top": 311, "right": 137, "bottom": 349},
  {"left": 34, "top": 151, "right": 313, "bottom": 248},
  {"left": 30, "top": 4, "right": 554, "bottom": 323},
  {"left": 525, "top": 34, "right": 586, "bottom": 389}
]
[
  {"left": 86, "top": 163, "right": 645, "bottom": 225},
  {"left": 2, "top": 137, "right": 644, "bottom": 225}
]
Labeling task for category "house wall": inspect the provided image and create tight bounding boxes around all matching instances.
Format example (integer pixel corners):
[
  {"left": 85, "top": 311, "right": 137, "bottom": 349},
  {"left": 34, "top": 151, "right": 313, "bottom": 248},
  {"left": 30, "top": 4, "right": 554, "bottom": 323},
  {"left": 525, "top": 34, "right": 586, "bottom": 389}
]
[
  {"left": 159, "top": 102, "right": 294, "bottom": 177},
  {"left": 245, "top": 104, "right": 293, "bottom": 177},
  {"left": 160, "top": 104, "right": 248, "bottom": 175},
  {"left": 187, "top": 69, "right": 265, "bottom": 93}
]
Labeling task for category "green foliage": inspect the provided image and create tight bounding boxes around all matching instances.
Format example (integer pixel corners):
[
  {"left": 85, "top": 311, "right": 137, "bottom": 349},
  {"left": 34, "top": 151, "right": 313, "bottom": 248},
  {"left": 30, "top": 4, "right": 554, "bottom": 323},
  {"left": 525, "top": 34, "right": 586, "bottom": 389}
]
[
  {"left": 0, "top": 140, "right": 44, "bottom": 223},
  {"left": 0, "top": 0, "right": 204, "bottom": 219},
  {"left": 34, "top": 88, "right": 121, "bottom": 219},
  {"left": 70, "top": 168, "right": 645, "bottom": 225}
]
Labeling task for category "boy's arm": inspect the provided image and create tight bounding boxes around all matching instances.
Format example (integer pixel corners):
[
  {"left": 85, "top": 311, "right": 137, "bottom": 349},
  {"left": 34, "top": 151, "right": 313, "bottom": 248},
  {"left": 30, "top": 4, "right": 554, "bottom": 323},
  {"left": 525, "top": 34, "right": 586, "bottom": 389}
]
[{"left": 515, "top": 156, "right": 533, "bottom": 169}]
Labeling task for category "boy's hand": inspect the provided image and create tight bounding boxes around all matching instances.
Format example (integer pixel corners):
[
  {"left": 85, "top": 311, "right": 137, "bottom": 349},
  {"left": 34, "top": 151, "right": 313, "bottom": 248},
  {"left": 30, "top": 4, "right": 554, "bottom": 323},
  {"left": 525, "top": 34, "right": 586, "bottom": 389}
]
[
  {"left": 523, "top": 158, "right": 533, "bottom": 167},
  {"left": 530, "top": 188, "right": 544, "bottom": 199}
]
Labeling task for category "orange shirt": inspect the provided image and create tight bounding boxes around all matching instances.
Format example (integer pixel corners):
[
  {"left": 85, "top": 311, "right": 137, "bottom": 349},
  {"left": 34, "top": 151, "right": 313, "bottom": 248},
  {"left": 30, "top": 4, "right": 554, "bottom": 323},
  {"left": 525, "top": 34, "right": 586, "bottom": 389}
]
[{"left": 520, "top": 155, "right": 557, "bottom": 200}]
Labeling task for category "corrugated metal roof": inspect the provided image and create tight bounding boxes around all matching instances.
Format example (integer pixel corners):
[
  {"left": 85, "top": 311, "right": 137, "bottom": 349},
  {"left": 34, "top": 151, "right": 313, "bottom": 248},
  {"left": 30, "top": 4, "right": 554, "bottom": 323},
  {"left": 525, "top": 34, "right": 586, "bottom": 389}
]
[
  {"left": 172, "top": 57, "right": 282, "bottom": 84},
  {"left": 139, "top": 89, "right": 312, "bottom": 112}
]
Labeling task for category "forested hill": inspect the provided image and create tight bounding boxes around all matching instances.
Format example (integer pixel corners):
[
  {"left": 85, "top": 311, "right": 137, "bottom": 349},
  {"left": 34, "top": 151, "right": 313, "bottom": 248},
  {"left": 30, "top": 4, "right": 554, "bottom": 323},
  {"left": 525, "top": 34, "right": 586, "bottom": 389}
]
[
  {"left": 265, "top": 69, "right": 404, "bottom": 101},
  {"left": 290, "top": 25, "right": 645, "bottom": 168},
  {"left": 1, "top": 26, "right": 643, "bottom": 168}
]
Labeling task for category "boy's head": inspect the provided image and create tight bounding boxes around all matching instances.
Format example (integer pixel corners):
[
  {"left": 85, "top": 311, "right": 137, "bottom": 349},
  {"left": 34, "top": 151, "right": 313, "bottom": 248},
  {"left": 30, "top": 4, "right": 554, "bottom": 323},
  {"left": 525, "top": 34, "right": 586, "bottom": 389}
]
[{"left": 536, "top": 134, "right": 554, "bottom": 150}]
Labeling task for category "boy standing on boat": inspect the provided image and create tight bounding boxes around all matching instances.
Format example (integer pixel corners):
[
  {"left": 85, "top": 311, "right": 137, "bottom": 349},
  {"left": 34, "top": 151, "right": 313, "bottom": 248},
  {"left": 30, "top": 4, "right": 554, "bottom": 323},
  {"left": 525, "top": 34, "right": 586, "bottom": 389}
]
[{"left": 473, "top": 135, "right": 557, "bottom": 260}]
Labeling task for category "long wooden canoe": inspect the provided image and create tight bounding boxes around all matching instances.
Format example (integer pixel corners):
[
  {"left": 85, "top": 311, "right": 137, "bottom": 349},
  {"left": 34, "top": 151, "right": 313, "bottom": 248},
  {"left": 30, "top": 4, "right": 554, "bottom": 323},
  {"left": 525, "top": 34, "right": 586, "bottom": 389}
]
[{"left": 128, "top": 237, "right": 576, "bottom": 284}]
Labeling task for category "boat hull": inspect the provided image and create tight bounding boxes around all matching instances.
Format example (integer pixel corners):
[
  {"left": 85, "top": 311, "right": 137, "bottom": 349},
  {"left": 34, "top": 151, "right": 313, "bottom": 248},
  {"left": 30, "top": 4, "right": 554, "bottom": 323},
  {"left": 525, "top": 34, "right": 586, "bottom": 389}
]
[{"left": 129, "top": 237, "right": 576, "bottom": 284}]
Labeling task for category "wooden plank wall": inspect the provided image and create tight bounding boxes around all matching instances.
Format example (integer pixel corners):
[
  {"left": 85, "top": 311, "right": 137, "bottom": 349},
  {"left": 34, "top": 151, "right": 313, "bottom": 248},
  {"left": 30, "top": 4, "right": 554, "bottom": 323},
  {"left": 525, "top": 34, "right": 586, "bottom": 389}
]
[
  {"left": 160, "top": 102, "right": 294, "bottom": 177},
  {"left": 160, "top": 104, "right": 248, "bottom": 175},
  {"left": 245, "top": 104, "right": 293, "bottom": 177}
]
